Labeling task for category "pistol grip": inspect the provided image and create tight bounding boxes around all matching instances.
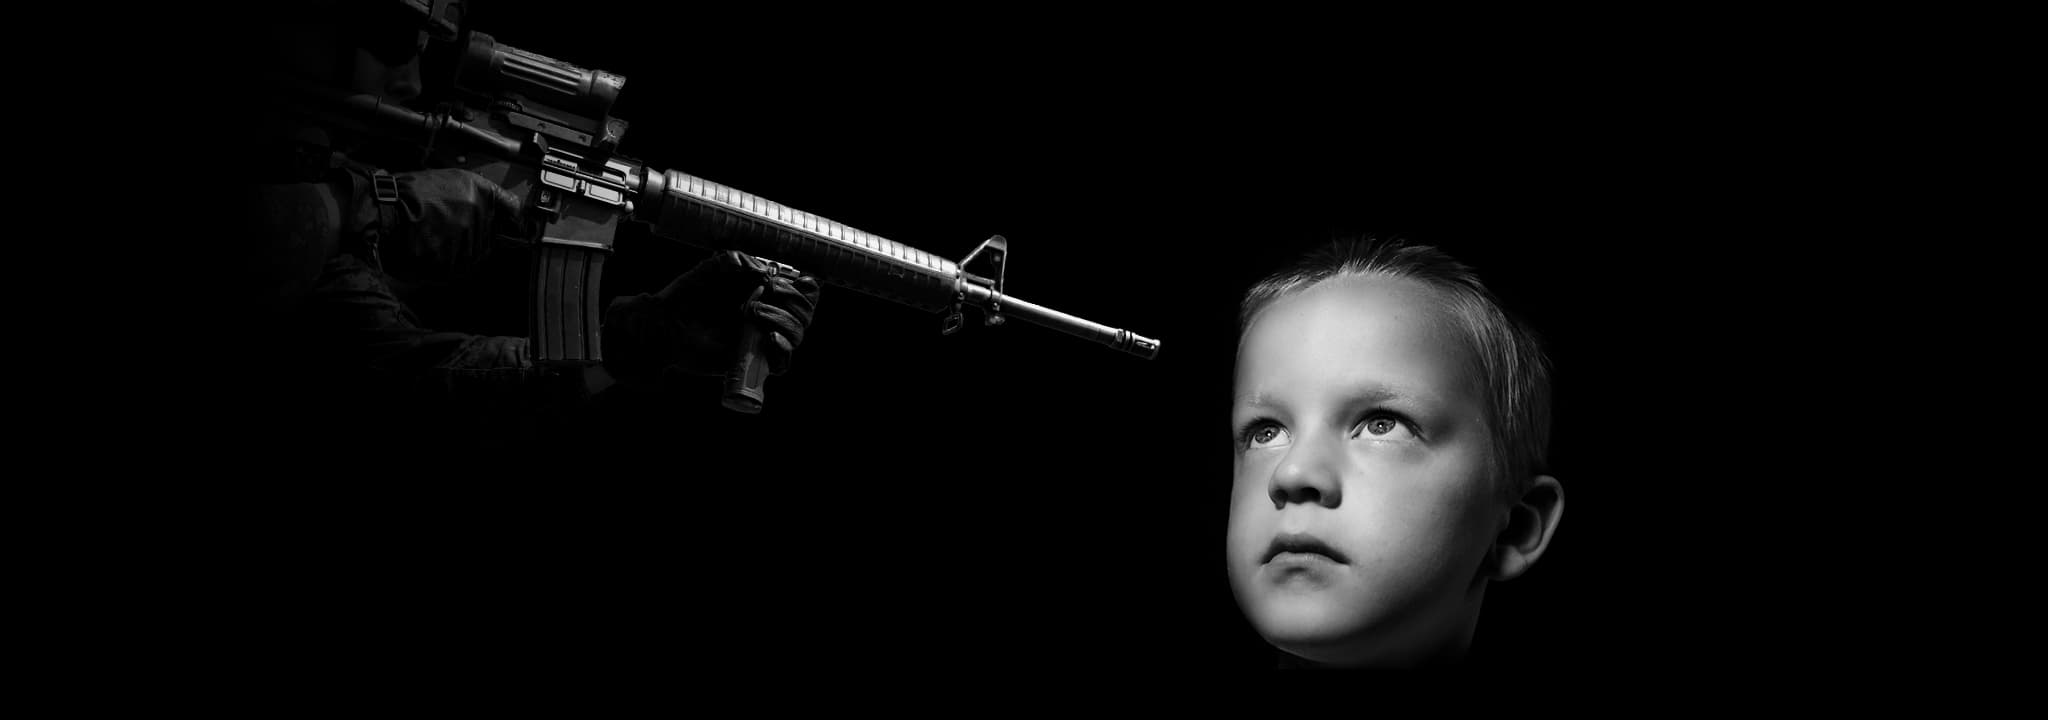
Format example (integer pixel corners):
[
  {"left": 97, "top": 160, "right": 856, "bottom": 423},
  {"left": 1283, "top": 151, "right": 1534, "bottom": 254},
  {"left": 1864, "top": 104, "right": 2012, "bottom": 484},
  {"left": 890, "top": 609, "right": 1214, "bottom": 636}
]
[{"left": 722, "top": 321, "right": 770, "bottom": 414}]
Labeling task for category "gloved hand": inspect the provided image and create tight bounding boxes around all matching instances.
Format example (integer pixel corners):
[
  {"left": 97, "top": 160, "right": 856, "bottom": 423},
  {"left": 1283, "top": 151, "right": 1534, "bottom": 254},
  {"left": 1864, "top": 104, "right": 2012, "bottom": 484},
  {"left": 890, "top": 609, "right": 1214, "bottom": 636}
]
[
  {"left": 344, "top": 167, "right": 532, "bottom": 284},
  {"left": 602, "top": 250, "right": 822, "bottom": 387}
]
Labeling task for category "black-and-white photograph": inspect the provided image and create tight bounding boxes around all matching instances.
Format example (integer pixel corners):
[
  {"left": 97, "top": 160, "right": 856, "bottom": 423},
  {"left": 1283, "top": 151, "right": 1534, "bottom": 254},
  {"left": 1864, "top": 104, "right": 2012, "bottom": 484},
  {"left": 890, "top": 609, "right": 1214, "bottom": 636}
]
[{"left": 187, "top": 0, "right": 1924, "bottom": 678}]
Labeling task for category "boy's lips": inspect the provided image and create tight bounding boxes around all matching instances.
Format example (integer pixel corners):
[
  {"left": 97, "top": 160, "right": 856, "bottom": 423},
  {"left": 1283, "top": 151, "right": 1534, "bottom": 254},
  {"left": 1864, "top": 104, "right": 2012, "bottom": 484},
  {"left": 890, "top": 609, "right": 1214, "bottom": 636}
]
[{"left": 1263, "top": 533, "right": 1349, "bottom": 565}]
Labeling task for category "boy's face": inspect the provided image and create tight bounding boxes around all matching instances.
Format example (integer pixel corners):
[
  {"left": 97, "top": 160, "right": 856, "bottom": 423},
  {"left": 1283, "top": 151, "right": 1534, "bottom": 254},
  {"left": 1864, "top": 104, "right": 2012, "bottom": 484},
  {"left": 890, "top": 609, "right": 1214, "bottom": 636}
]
[{"left": 1228, "top": 274, "right": 1504, "bottom": 666}]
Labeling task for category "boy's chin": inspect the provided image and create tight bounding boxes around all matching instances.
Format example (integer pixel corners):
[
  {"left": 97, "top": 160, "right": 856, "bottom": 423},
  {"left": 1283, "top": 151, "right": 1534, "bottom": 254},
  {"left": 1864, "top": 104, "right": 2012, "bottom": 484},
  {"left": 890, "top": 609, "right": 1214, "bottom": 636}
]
[
  {"left": 1248, "top": 592, "right": 1376, "bottom": 654},
  {"left": 1248, "top": 591, "right": 1477, "bottom": 668}
]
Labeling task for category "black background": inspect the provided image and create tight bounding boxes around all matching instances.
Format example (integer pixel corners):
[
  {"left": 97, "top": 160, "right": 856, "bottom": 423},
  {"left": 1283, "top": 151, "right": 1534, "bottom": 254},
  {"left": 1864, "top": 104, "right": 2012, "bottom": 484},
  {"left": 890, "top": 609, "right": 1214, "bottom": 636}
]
[{"left": 184, "top": 1, "right": 1893, "bottom": 676}]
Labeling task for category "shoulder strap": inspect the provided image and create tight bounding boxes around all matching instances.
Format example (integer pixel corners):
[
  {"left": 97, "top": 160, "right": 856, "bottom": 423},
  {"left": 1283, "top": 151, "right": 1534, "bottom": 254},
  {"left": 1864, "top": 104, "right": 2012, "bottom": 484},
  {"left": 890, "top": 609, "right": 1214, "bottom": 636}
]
[{"left": 327, "top": 155, "right": 405, "bottom": 272}]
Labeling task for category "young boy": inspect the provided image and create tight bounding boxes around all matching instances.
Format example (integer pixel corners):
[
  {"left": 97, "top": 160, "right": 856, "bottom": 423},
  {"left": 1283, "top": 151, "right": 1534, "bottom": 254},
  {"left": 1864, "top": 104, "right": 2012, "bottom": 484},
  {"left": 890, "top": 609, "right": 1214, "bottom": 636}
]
[{"left": 1227, "top": 237, "right": 1564, "bottom": 668}]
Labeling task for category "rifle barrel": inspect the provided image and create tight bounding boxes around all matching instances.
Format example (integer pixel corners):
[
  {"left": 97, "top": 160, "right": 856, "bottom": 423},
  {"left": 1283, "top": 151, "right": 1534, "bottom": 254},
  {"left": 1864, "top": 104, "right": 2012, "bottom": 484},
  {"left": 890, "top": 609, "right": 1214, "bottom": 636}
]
[{"left": 637, "top": 168, "right": 1161, "bottom": 359}]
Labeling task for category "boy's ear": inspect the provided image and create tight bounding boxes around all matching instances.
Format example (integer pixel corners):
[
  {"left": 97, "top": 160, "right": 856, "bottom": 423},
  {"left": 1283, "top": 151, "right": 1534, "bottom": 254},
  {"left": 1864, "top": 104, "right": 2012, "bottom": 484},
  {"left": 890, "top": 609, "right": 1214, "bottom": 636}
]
[{"left": 1488, "top": 475, "right": 1564, "bottom": 582}]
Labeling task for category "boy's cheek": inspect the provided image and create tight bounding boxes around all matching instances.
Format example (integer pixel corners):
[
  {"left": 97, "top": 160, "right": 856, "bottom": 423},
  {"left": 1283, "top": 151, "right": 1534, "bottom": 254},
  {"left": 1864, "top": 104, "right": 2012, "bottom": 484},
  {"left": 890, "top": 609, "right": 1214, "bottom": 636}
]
[
  {"left": 1231, "top": 454, "right": 1279, "bottom": 493},
  {"left": 1225, "top": 470, "right": 1277, "bottom": 539},
  {"left": 1224, "top": 488, "right": 1275, "bottom": 568}
]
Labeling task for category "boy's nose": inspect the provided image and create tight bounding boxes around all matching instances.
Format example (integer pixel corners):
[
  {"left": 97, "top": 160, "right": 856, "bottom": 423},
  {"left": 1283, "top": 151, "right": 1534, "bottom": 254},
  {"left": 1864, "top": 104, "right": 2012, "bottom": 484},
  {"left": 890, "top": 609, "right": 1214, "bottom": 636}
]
[{"left": 1269, "top": 441, "right": 1342, "bottom": 509}]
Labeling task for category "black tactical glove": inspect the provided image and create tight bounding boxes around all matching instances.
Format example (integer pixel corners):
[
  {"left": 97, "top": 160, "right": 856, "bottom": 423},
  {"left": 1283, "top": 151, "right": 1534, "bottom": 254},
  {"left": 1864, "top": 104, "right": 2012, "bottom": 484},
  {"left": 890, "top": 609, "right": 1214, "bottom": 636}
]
[{"left": 602, "top": 250, "right": 822, "bottom": 387}]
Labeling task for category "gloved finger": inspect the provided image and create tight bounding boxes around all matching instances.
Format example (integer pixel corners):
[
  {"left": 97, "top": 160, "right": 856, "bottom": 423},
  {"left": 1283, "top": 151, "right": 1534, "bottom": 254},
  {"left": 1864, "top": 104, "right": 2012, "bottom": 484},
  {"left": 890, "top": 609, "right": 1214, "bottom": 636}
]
[
  {"left": 479, "top": 176, "right": 530, "bottom": 238},
  {"left": 756, "top": 281, "right": 818, "bottom": 324},
  {"left": 764, "top": 270, "right": 818, "bottom": 294},
  {"left": 762, "top": 329, "right": 798, "bottom": 375},
  {"left": 768, "top": 275, "right": 822, "bottom": 318},
  {"left": 748, "top": 301, "right": 807, "bottom": 348},
  {"left": 788, "top": 273, "right": 822, "bottom": 300},
  {"left": 694, "top": 250, "right": 756, "bottom": 277},
  {"left": 660, "top": 254, "right": 770, "bottom": 304},
  {"left": 721, "top": 250, "right": 777, "bottom": 276},
  {"left": 739, "top": 284, "right": 769, "bottom": 322},
  {"left": 763, "top": 269, "right": 819, "bottom": 300}
]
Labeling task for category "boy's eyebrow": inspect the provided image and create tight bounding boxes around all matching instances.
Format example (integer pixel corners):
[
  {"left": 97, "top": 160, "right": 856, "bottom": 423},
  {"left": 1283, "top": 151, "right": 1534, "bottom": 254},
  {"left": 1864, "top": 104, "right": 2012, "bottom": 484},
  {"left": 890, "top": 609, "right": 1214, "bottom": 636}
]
[
  {"left": 1340, "top": 382, "right": 1435, "bottom": 407},
  {"left": 1235, "top": 383, "right": 1435, "bottom": 410},
  {"left": 1237, "top": 393, "right": 1277, "bottom": 410}
]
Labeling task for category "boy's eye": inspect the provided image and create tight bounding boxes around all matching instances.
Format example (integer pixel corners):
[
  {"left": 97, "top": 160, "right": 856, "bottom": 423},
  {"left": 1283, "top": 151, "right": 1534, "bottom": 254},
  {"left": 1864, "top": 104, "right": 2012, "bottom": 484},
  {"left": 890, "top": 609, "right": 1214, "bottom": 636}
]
[
  {"left": 1354, "top": 413, "right": 1420, "bottom": 440},
  {"left": 1245, "top": 423, "right": 1291, "bottom": 449}
]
